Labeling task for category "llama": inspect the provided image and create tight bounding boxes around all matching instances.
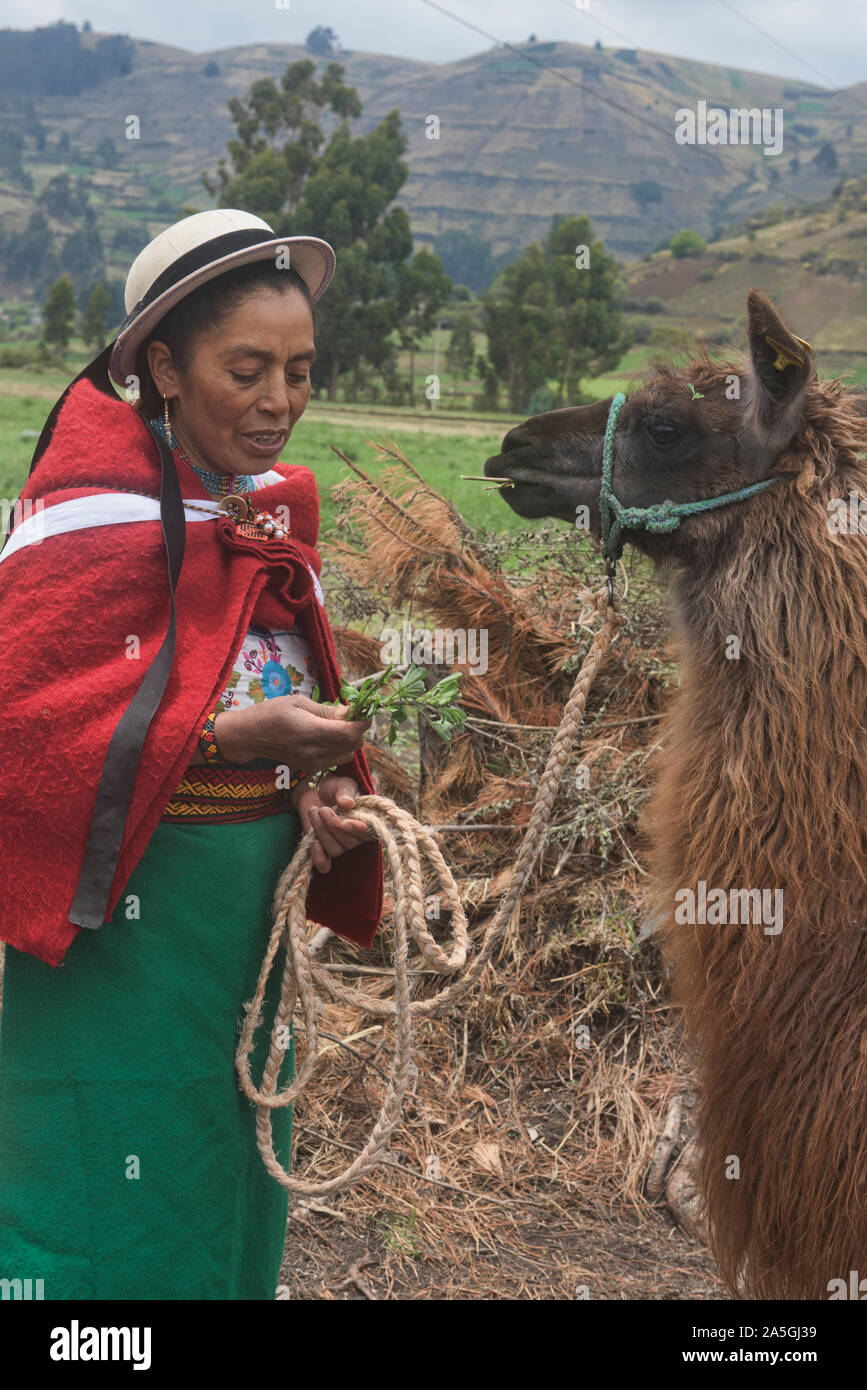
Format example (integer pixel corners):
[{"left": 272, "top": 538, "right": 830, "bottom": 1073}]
[{"left": 483, "top": 288, "right": 867, "bottom": 1300}]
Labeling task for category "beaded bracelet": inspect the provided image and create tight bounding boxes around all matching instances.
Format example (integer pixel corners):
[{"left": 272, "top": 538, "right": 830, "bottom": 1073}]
[
  {"left": 197, "top": 713, "right": 322, "bottom": 785},
  {"left": 198, "top": 708, "right": 223, "bottom": 763}
]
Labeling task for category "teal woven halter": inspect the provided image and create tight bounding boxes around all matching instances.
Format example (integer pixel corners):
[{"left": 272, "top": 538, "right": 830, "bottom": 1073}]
[{"left": 599, "top": 391, "right": 781, "bottom": 563}]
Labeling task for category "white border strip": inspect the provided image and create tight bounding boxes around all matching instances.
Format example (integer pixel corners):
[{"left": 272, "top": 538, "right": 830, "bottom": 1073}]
[
  {"left": 0, "top": 482, "right": 325, "bottom": 605},
  {"left": 0, "top": 469, "right": 287, "bottom": 567},
  {"left": 0, "top": 494, "right": 221, "bottom": 566}
]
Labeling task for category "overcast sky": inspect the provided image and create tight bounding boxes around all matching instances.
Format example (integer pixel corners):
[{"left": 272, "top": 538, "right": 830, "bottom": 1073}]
[{"left": 2, "top": 0, "right": 863, "bottom": 89}]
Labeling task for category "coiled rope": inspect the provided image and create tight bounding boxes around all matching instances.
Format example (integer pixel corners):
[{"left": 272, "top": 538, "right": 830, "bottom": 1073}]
[{"left": 236, "top": 581, "right": 625, "bottom": 1197}]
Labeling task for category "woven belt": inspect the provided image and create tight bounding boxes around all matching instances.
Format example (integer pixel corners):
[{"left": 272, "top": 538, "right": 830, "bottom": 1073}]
[{"left": 161, "top": 764, "right": 292, "bottom": 825}]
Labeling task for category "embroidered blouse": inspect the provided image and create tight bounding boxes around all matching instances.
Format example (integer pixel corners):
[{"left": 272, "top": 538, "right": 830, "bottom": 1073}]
[
  {"left": 215, "top": 468, "right": 320, "bottom": 714},
  {"left": 215, "top": 624, "right": 319, "bottom": 712}
]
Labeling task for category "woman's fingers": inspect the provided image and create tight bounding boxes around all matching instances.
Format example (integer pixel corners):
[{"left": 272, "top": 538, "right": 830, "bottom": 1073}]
[
  {"left": 318, "top": 777, "right": 360, "bottom": 808},
  {"left": 317, "top": 805, "right": 370, "bottom": 846},
  {"left": 308, "top": 825, "right": 332, "bottom": 872},
  {"left": 308, "top": 805, "right": 347, "bottom": 860},
  {"left": 301, "top": 778, "right": 373, "bottom": 870}
]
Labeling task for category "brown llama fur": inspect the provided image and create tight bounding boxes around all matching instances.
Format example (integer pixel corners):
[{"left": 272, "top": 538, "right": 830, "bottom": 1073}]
[{"left": 643, "top": 357, "right": 867, "bottom": 1299}]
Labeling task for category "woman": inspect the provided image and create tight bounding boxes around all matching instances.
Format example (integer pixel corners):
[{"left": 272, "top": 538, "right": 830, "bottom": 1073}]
[{"left": 0, "top": 209, "right": 384, "bottom": 1299}]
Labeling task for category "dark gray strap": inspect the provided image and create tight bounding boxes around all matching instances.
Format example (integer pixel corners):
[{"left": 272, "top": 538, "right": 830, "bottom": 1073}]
[{"left": 68, "top": 421, "right": 186, "bottom": 928}]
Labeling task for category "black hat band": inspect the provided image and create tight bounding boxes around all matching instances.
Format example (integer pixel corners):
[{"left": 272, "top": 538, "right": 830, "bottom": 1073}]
[{"left": 116, "top": 227, "right": 284, "bottom": 335}]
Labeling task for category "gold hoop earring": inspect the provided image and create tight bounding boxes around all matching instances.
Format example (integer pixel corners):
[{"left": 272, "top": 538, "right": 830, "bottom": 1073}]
[{"left": 163, "top": 393, "right": 175, "bottom": 449}]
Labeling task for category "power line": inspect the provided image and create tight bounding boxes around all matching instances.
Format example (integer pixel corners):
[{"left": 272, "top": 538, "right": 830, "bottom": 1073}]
[
  {"left": 710, "top": 0, "right": 867, "bottom": 120},
  {"left": 556, "top": 0, "right": 865, "bottom": 121},
  {"left": 416, "top": 0, "right": 727, "bottom": 168},
  {"left": 415, "top": 0, "right": 858, "bottom": 227},
  {"left": 711, "top": 0, "right": 845, "bottom": 95}
]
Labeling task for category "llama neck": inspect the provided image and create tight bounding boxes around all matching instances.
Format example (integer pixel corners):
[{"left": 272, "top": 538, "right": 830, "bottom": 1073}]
[{"left": 655, "top": 498, "right": 867, "bottom": 913}]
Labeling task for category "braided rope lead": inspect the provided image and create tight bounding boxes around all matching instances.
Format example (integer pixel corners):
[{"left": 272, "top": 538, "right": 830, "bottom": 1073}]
[{"left": 236, "top": 583, "right": 626, "bottom": 1197}]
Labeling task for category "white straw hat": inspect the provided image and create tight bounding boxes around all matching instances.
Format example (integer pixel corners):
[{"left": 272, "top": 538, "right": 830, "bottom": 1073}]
[{"left": 108, "top": 208, "right": 335, "bottom": 388}]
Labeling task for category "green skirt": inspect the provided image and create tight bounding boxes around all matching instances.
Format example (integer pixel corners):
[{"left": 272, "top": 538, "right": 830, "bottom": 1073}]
[{"left": 0, "top": 812, "right": 299, "bottom": 1300}]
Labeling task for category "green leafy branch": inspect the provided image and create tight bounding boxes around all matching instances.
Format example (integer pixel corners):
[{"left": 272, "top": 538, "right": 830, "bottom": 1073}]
[{"left": 334, "top": 663, "right": 467, "bottom": 746}]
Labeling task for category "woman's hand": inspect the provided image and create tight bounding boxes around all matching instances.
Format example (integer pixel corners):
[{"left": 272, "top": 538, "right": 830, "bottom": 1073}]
[
  {"left": 291, "top": 774, "right": 373, "bottom": 873},
  {"left": 214, "top": 694, "right": 371, "bottom": 772}
]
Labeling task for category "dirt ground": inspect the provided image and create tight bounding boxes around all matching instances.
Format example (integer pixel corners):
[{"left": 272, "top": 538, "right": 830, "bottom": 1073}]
[
  {"left": 278, "top": 1203, "right": 725, "bottom": 1301},
  {"left": 275, "top": 1089, "right": 726, "bottom": 1301}
]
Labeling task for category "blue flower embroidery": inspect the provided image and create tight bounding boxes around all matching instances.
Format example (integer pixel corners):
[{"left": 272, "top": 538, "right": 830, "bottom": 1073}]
[{"left": 260, "top": 661, "right": 293, "bottom": 698}]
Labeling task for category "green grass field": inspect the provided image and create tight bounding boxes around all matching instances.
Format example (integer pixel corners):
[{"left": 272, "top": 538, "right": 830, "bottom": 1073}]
[{"left": 276, "top": 418, "right": 522, "bottom": 531}]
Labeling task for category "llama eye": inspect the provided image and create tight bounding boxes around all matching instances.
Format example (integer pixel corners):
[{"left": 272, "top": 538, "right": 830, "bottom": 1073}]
[{"left": 647, "top": 422, "right": 680, "bottom": 446}]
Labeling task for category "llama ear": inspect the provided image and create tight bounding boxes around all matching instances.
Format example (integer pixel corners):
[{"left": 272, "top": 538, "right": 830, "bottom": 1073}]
[{"left": 746, "top": 288, "right": 813, "bottom": 439}]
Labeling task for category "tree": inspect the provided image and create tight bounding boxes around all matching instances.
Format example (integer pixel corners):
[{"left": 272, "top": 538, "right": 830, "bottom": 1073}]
[
  {"left": 395, "top": 248, "right": 453, "bottom": 405},
  {"left": 95, "top": 136, "right": 116, "bottom": 168},
  {"left": 306, "top": 27, "right": 338, "bottom": 57},
  {"left": 80, "top": 279, "right": 111, "bottom": 349},
  {"left": 202, "top": 61, "right": 361, "bottom": 218},
  {"left": 434, "top": 228, "right": 495, "bottom": 292},
  {"left": 112, "top": 223, "right": 147, "bottom": 255},
  {"left": 39, "top": 172, "right": 90, "bottom": 220},
  {"left": 475, "top": 356, "right": 499, "bottom": 410},
  {"left": 0, "top": 22, "right": 134, "bottom": 97},
  {"left": 631, "top": 179, "right": 662, "bottom": 209},
  {"left": 481, "top": 216, "right": 630, "bottom": 411},
  {"left": 41, "top": 275, "right": 76, "bottom": 353},
  {"left": 814, "top": 141, "right": 837, "bottom": 172},
  {"left": 204, "top": 60, "right": 220, "bottom": 77},
  {"left": 544, "top": 216, "right": 631, "bottom": 406},
  {"left": 4, "top": 210, "right": 60, "bottom": 289},
  {"left": 22, "top": 107, "right": 47, "bottom": 151},
  {"left": 446, "top": 306, "right": 476, "bottom": 379},
  {"left": 203, "top": 62, "right": 451, "bottom": 401},
  {"left": 0, "top": 128, "right": 32, "bottom": 189},
  {"left": 482, "top": 243, "right": 554, "bottom": 412},
  {"left": 669, "top": 227, "right": 706, "bottom": 258},
  {"left": 60, "top": 207, "right": 104, "bottom": 288}
]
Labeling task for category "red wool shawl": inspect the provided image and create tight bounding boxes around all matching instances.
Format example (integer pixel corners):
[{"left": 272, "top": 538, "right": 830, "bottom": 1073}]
[{"left": 0, "top": 371, "right": 383, "bottom": 968}]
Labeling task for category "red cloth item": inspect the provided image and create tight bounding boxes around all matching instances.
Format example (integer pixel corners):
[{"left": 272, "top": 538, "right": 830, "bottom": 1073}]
[{"left": 0, "top": 376, "right": 384, "bottom": 967}]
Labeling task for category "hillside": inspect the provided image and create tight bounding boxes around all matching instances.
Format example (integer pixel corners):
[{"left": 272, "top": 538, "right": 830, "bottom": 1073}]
[
  {"left": 1, "top": 25, "right": 866, "bottom": 292},
  {"left": 618, "top": 173, "right": 867, "bottom": 382}
]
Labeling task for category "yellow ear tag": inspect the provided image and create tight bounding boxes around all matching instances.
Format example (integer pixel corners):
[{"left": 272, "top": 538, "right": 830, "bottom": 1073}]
[{"left": 764, "top": 334, "right": 806, "bottom": 371}]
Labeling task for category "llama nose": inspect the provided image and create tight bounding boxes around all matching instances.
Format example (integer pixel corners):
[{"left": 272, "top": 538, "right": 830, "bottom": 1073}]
[{"left": 501, "top": 422, "right": 530, "bottom": 452}]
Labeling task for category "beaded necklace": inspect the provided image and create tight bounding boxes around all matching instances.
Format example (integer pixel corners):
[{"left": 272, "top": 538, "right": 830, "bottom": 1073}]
[
  {"left": 148, "top": 415, "right": 254, "bottom": 495},
  {"left": 141, "top": 415, "right": 289, "bottom": 539}
]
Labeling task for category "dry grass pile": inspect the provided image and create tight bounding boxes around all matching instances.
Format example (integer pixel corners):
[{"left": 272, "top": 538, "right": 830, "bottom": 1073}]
[{"left": 279, "top": 441, "right": 706, "bottom": 1297}]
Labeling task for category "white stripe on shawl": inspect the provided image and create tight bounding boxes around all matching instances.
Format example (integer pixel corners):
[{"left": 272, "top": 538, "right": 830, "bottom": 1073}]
[{"left": 0, "top": 479, "right": 325, "bottom": 606}]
